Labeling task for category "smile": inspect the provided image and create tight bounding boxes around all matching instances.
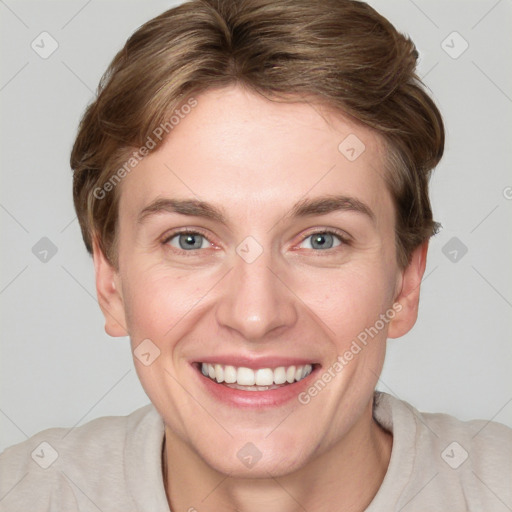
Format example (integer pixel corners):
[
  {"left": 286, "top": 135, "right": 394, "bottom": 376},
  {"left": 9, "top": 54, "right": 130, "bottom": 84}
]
[{"left": 200, "top": 363, "right": 313, "bottom": 390}]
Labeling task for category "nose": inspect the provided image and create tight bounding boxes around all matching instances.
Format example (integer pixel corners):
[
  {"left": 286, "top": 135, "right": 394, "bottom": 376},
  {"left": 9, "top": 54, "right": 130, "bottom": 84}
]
[{"left": 215, "top": 245, "right": 298, "bottom": 342}]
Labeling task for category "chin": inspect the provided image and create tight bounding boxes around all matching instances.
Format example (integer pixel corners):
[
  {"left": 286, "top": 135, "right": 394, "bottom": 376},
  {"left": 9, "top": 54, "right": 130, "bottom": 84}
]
[{"left": 193, "top": 429, "right": 317, "bottom": 478}]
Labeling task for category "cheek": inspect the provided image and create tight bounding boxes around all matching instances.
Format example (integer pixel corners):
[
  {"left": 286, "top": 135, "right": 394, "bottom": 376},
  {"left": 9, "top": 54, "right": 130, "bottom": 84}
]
[
  {"left": 302, "top": 262, "right": 397, "bottom": 343},
  {"left": 121, "top": 267, "right": 207, "bottom": 404},
  {"left": 120, "top": 264, "right": 205, "bottom": 343}
]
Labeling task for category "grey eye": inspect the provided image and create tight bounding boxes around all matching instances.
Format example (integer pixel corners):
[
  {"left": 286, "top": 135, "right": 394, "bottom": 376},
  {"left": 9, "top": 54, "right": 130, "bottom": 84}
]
[
  {"left": 300, "top": 232, "right": 342, "bottom": 250},
  {"left": 168, "top": 232, "right": 208, "bottom": 250}
]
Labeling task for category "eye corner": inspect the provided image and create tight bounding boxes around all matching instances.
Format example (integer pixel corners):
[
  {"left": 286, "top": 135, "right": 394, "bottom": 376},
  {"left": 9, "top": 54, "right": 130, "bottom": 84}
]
[
  {"left": 161, "top": 229, "right": 215, "bottom": 253},
  {"left": 294, "top": 229, "right": 351, "bottom": 253}
]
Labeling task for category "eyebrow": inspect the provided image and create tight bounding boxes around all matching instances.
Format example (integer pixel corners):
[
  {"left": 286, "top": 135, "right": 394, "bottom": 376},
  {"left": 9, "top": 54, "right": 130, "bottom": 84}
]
[{"left": 137, "top": 194, "right": 375, "bottom": 226}]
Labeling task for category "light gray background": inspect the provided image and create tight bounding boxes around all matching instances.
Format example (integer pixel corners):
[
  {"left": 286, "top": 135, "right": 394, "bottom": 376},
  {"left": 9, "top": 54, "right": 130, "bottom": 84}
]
[{"left": 1, "top": 0, "right": 511, "bottom": 452}]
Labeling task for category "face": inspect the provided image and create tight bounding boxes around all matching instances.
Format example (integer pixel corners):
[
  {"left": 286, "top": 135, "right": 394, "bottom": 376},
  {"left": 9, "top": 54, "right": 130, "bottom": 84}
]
[{"left": 94, "top": 85, "right": 425, "bottom": 477}]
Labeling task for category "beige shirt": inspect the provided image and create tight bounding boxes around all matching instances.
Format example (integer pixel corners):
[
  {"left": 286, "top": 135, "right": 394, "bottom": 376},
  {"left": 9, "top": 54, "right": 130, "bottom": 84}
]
[{"left": 1, "top": 391, "right": 511, "bottom": 511}]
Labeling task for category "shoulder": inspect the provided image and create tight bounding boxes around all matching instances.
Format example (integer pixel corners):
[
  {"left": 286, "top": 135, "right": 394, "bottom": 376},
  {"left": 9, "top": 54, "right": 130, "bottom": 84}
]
[
  {"left": 418, "top": 403, "right": 512, "bottom": 456},
  {"left": 372, "top": 392, "right": 512, "bottom": 511},
  {"left": 375, "top": 391, "right": 512, "bottom": 459},
  {"left": 403, "top": 396, "right": 512, "bottom": 476},
  {"left": 415, "top": 402, "right": 512, "bottom": 511},
  {"left": 0, "top": 404, "right": 161, "bottom": 512}
]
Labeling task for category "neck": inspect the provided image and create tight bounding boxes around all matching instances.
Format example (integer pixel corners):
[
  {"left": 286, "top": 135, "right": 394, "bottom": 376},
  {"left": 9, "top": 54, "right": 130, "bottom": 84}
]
[{"left": 163, "top": 399, "right": 392, "bottom": 512}]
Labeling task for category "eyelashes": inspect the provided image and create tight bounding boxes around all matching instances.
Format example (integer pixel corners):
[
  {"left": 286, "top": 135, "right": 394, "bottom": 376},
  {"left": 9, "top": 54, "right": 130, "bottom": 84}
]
[
  {"left": 161, "top": 228, "right": 213, "bottom": 254},
  {"left": 161, "top": 228, "right": 351, "bottom": 256}
]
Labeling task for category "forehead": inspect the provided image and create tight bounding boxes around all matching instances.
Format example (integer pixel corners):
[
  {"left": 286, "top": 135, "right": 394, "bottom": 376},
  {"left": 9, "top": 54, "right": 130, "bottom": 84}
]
[{"left": 118, "top": 85, "right": 392, "bottom": 226}]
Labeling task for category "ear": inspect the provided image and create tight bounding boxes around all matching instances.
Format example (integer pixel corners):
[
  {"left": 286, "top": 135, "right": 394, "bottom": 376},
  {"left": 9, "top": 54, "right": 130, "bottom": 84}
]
[
  {"left": 92, "top": 236, "right": 128, "bottom": 337},
  {"left": 387, "top": 241, "right": 429, "bottom": 339}
]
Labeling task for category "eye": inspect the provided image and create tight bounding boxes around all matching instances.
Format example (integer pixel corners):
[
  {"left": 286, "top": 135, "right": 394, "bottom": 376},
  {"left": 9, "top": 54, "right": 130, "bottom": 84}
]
[
  {"left": 161, "top": 228, "right": 349, "bottom": 255},
  {"left": 163, "top": 230, "right": 213, "bottom": 251},
  {"left": 298, "top": 230, "right": 346, "bottom": 251}
]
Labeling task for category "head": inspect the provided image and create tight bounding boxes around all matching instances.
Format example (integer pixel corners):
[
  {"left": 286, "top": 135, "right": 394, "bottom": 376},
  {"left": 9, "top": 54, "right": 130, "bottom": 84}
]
[{"left": 71, "top": 0, "right": 443, "bottom": 477}]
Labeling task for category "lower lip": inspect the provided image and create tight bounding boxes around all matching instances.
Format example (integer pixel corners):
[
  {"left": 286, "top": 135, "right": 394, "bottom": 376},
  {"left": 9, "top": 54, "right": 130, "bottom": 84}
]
[{"left": 194, "top": 364, "right": 319, "bottom": 408}]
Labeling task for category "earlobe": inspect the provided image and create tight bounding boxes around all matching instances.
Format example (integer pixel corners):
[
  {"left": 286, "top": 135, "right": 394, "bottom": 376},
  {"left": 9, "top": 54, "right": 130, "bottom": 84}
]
[
  {"left": 92, "top": 236, "right": 129, "bottom": 337},
  {"left": 387, "top": 241, "right": 429, "bottom": 339}
]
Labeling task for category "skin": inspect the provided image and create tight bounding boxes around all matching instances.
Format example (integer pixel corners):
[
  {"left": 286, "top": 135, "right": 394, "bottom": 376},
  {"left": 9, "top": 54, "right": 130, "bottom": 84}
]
[{"left": 93, "top": 84, "right": 428, "bottom": 512}]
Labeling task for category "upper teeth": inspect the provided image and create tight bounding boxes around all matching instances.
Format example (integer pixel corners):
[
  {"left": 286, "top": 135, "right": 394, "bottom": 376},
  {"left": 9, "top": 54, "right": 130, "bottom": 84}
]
[{"left": 201, "top": 363, "right": 313, "bottom": 386}]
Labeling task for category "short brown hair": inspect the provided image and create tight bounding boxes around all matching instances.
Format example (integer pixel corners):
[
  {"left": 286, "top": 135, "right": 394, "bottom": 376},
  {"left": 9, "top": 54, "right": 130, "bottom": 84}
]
[{"left": 71, "top": 0, "right": 444, "bottom": 269}]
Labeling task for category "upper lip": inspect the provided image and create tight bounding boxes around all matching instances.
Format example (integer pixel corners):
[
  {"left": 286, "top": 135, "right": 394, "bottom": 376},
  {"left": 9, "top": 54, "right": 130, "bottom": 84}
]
[{"left": 194, "top": 355, "right": 318, "bottom": 370}]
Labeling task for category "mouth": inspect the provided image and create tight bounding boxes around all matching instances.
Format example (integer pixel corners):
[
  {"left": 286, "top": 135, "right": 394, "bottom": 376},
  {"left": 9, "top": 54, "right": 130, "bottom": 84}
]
[
  {"left": 192, "top": 361, "right": 319, "bottom": 407},
  {"left": 200, "top": 362, "right": 313, "bottom": 389}
]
